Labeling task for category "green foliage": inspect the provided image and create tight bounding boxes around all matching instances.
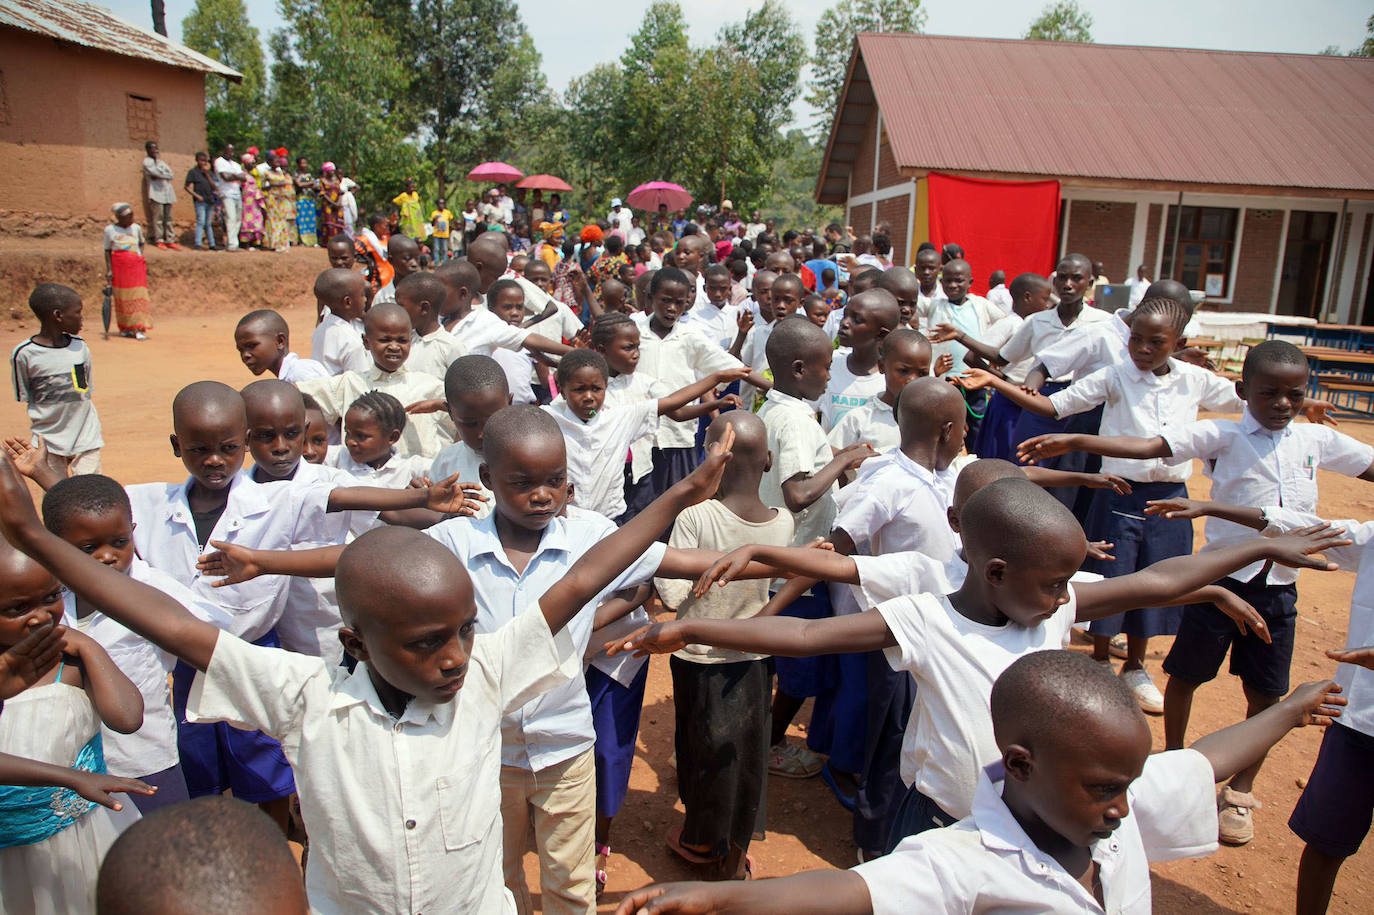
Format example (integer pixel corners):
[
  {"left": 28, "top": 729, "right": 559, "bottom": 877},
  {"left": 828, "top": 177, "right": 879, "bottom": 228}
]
[
  {"left": 181, "top": 0, "right": 267, "bottom": 150},
  {"left": 805, "top": 0, "right": 926, "bottom": 138},
  {"left": 1023, "top": 0, "right": 1094, "bottom": 42},
  {"left": 1352, "top": 14, "right": 1374, "bottom": 57},
  {"left": 758, "top": 129, "right": 843, "bottom": 230}
]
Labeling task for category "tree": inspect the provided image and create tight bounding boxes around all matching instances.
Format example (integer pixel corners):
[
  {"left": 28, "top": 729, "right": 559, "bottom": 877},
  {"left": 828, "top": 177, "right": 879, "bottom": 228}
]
[
  {"left": 1351, "top": 14, "right": 1374, "bottom": 57},
  {"left": 805, "top": 0, "right": 926, "bottom": 138},
  {"left": 717, "top": 0, "right": 806, "bottom": 139},
  {"left": 182, "top": 0, "right": 267, "bottom": 150},
  {"left": 759, "top": 129, "right": 842, "bottom": 229},
  {"left": 1024, "top": 0, "right": 1094, "bottom": 42}
]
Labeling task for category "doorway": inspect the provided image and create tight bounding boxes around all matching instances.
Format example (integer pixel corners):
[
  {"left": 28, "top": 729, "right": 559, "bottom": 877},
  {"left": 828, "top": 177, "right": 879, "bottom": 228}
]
[{"left": 1276, "top": 211, "right": 1336, "bottom": 318}]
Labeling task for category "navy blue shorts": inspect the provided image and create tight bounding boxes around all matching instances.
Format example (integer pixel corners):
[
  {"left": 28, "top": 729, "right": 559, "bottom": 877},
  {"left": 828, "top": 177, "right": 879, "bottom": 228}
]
[
  {"left": 171, "top": 629, "right": 297, "bottom": 803},
  {"left": 1162, "top": 576, "right": 1298, "bottom": 697},
  {"left": 884, "top": 782, "right": 957, "bottom": 854},
  {"left": 1084, "top": 481, "right": 1192, "bottom": 639},
  {"left": 587, "top": 663, "right": 649, "bottom": 819},
  {"left": 128, "top": 763, "right": 190, "bottom": 815},
  {"left": 1289, "top": 723, "right": 1374, "bottom": 858},
  {"left": 773, "top": 586, "right": 835, "bottom": 700}
]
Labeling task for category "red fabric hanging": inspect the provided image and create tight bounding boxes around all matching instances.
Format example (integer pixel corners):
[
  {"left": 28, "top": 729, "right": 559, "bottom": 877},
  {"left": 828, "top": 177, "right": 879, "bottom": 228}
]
[{"left": 926, "top": 173, "right": 1061, "bottom": 294}]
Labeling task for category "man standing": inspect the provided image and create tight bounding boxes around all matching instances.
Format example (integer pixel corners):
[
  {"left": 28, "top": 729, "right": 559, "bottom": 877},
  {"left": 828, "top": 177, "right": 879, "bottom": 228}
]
[
  {"left": 212, "top": 142, "right": 245, "bottom": 251},
  {"left": 825, "top": 222, "right": 852, "bottom": 257},
  {"left": 142, "top": 141, "right": 178, "bottom": 249},
  {"left": 608, "top": 198, "right": 633, "bottom": 240},
  {"left": 496, "top": 184, "right": 515, "bottom": 226},
  {"left": 745, "top": 209, "right": 767, "bottom": 242}
]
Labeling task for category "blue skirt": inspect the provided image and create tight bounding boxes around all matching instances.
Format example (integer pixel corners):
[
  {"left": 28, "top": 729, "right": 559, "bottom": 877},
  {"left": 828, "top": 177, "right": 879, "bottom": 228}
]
[
  {"left": 586, "top": 663, "right": 649, "bottom": 819},
  {"left": 1084, "top": 480, "right": 1192, "bottom": 638},
  {"left": 805, "top": 649, "right": 866, "bottom": 773},
  {"left": 971, "top": 390, "right": 1023, "bottom": 462},
  {"left": 1012, "top": 382, "right": 1102, "bottom": 520}
]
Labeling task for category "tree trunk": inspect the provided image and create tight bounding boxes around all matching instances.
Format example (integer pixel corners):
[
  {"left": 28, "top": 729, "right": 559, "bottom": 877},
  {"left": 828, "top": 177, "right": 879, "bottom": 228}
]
[{"left": 150, "top": 0, "right": 167, "bottom": 36}]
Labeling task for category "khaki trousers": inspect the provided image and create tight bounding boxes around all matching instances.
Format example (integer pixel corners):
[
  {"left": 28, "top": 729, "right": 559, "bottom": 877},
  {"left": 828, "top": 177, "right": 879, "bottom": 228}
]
[{"left": 500, "top": 748, "right": 596, "bottom": 915}]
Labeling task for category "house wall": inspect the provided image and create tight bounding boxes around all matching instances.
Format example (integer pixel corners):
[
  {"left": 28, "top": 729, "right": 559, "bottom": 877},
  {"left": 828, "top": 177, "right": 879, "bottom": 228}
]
[
  {"left": 1063, "top": 200, "right": 1135, "bottom": 281},
  {"left": 1231, "top": 208, "right": 1284, "bottom": 308},
  {"left": 0, "top": 27, "right": 208, "bottom": 231}
]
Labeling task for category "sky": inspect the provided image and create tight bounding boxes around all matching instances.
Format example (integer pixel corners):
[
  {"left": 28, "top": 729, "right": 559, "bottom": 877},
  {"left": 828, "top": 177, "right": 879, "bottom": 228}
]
[{"left": 104, "top": 0, "right": 1371, "bottom": 127}]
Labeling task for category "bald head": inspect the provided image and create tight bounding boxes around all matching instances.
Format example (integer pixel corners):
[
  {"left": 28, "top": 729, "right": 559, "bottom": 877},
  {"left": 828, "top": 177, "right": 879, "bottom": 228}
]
[
  {"left": 707, "top": 409, "right": 766, "bottom": 463},
  {"left": 437, "top": 257, "right": 480, "bottom": 293},
  {"left": 1143, "top": 278, "right": 1193, "bottom": 309},
  {"left": 335, "top": 527, "right": 472, "bottom": 631},
  {"left": 991, "top": 649, "right": 1147, "bottom": 753},
  {"left": 764, "top": 251, "right": 796, "bottom": 274},
  {"left": 896, "top": 375, "right": 966, "bottom": 450},
  {"left": 960, "top": 478, "right": 1084, "bottom": 566},
  {"left": 241, "top": 379, "right": 305, "bottom": 425},
  {"left": 314, "top": 267, "right": 364, "bottom": 303},
  {"left": 875, "top": 266, "right": 920, "bottom": 299},
  {"left": 467, "top": 237, "right": 509, "bottom": 291},
  {"left": 97, "top": 796, "right": 307, "bottom": 915},
  {"left": 235, "top": 309, "right": 288, "bottom": 336},
  {"left": 849, "top": 288, "right": 900, "bottom": 331},
  {"left": 952, "top": 458, "right": 1026, "bottom": 516},
  {"left": 848, "top": 266, "right": 881, "bottom": 295},
  {"left": 363, "top": 302, "right": 411, "bottom": 335},
  {"left": 388, "top": 234, "right": 420, "bottom": 259},
  {"left": 481, "top": 404, "right": 565, "bottom": 470},
  {"left": 172, "top": 381, "right": 245, "bottom": 434},
  {"left": 943, "top": 258, "right": 971, "bottom": 279}
]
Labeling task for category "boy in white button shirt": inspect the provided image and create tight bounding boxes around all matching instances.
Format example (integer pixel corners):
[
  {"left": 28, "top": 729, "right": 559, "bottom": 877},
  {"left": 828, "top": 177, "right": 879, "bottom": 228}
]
[
  {"left": 612, "top": 650, "right": 1344, "bottom": 915},
  {"left": 368, "top": 234, "right": 420, "bottom": 306},
  {"left": 309, "top": 268, "right": 371, "bottom": 376},
  {"left": 0, "top": 426, "right": 739, "bottom": 915},
  {"left": 233, "top": 309, "right": 329, "bottom": 384},
  {"left": 678, "top": 263, "right": 740, "bottom": 350},
  {"left": 1017, "top": 339, "right": 1374, "bottom": 845}
]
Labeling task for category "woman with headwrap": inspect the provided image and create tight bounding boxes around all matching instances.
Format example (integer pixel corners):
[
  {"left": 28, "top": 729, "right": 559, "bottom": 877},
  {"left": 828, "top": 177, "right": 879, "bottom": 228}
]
[{"left": 103, "top": 203, "right": 153, "bottom": 338}]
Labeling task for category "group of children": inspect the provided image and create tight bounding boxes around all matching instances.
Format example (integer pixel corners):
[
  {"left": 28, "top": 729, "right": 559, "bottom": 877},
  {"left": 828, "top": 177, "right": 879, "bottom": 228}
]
[{"left": 4, "top": 223, "right": 1374, "bottom": 915}]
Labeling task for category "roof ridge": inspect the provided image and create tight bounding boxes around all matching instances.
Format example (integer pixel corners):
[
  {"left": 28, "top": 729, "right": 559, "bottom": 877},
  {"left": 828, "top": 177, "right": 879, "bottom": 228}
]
[{"left": 855, "top": 31, "right": 1374, "bottom": 62}]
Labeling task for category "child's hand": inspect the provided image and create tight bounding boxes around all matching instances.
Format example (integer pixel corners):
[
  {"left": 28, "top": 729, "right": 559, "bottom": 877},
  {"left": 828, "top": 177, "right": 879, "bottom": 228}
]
[
  {"left": 197, "top": 541, "right": 263, "bottom": 586},
  {"left": 604, "top": 621, "right": 689, "bottom": 658},
  {"left": 693, "top": 546, "right": 758, "bottom": 598},
  {"left": 0, "top": 452, "right": 45, "bottom": 546},
  {"left": 1326, "top": 645, "right": 1374, "bottom": 670},
  {"left": 736, "top": 310, "right": 754, "bottom": 335},
  {"left": 66, "top": 770, "right": 156, "bottom": 811},
  {"left": 615, "top": 883, "right": 724, "bottom": 915},
  {"left": 1086, "top": 541, "right": 1115, "bottom": 562},
  {"left": 0, "top": 619, "right": 63, "bottom": 700},
  {"left": 1282, "top": 679, "right": 1345, "bottom": 728},
  {"left": 1144, "top": 497, "right": 1207, "bottom": 519},
  {"left": 839, "top": 442, "right": 875, "bottom": 471},
  {"left": 1301, "top": 398, "right": 1338, "bottom": 427},
  {"left": 1265, "top": 523, "right": 1351, "bottom": 571},
  {"left": 933, "top": 353, "right": 954, "bottom": 376},
  {"left": 676, "top": 422, "right": 735, "bottom": 504},
  {"left": 928, "top": 323, "right": 961, "bottom": 344},
  {"left": 405, "top": 398, "right": 448, "bottom": 415},
  {"left": 408, "top": 476, "right": 431, "bottom": 489},
  {"left": 3, "top": 437, "right": 47, "bottom": 480},
  {"left": 1209, "top": 589, "right": 1271, "bottom": 643},
  {"left": 57, "top": 626, "right": 99, "bottom": 662},
  {"left": 713, "top": 366, "right": 752, "bottom": 386},
  {"left": 1085, "top": 473, "right": 1133, "bottom": 495},
  {"left": 426, "top": 476, "right": 489, "bottom": 516},
  {"left": 1015, "top": 433, "right": 1076, "bottom": 464},
  {"left": 953, "top": 369, "right": 996, "bottom": 391}
]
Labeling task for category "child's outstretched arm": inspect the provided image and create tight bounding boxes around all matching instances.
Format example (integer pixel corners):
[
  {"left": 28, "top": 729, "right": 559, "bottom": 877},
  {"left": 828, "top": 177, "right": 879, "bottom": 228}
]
[
  {"left": 614, "top": 871, "right": 872, "bottom": 915},
  {"left": 0, "top": 455, "right": 221, "bottom": 673},
  {"left": 955, "top": 369, "right": 1057, "bottom": 417},
  {"left": 692, "top": 542, "right": 861, "bottom": 597},
  {"left": 607, "top": 603, "right": 894, "bottom": 659},
  {"left": 2, "top": 438, "right": 63, "bottom": 491},
  {"left": 1327, "top": 646, "right": 1374, "bottom": 670},
  {"left": 1024, "top": 466, "right": 1133, "bottom": 495},
  {"left": 1190, "top": 680, "right": 1345, "bottom": 783},
  {"left": 781, "top": 444, "right": 874, "bottom": 513},
  {"left": 1144, "top": 497, "right": 1265, "bottom": 530},
  {"left": 656, "top": 367, "right": 751, "bottom": 417},
  {"left": 326, "top": 476, "right": 487, "bottom": 516},
  {"left": 62, "top": 627, "right": 143, "bottom": 734},
  {"left": 539, "top": 423, "right": 736, "bottom": 635},
  {"left": 0, "top": 753, "right": 154, "bottom": 812},
  {"left": 521, "top": 332, "right": 573, "bottom": 358},
  {"left": 197, "top": 543, "right": 344, "bottom": 584},
  {"left": 1017, "top": 432, "right": 1170, "bottom": 466}
]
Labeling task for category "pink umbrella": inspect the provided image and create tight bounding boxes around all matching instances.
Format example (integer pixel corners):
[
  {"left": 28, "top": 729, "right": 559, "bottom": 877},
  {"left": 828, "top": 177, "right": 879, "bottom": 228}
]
[
  {"left": 516, "top": 174, "right": 572, "bottom": 192},
  {"left": 467, "top": 161, "right": 524, "bottom": 183},
  {"left": 626, "top": 181, "right": 693, "bottom": 212}
]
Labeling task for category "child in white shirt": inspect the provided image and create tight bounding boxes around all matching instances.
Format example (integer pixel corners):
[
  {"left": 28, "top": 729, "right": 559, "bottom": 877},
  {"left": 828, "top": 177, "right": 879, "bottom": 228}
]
[
  {"left": 234, "top": 309, "right": 328, "bottom": 384},
  {"left": 309, "top": 268, "right": 370, "bottom": 376},
  {"left": 323, "top": 391, "right": 432, "bottom": 536},
  {"left": 817, "top": 289, "right": 900, "bottom": 432},
  {"left": 828, "top": 328, "right": 934, "bottom": 455}
]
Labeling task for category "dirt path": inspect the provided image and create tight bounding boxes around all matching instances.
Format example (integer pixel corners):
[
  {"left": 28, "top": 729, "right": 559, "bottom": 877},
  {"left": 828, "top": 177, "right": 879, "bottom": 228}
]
[{"left": 2, "top": 240, "right": 1371, "bottom": 912}]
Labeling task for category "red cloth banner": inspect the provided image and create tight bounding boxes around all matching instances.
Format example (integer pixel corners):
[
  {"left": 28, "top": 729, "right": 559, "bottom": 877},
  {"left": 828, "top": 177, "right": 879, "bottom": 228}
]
[{"left": 925, "top": 173, "right": 1061, "bottom": 295}]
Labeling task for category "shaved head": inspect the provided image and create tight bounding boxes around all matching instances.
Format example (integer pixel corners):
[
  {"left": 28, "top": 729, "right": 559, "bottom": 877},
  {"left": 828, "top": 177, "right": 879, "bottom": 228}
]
[
  {"left": 235, "top": 309, "right": 288, "bottom": 336},
  {"left": 336, "top": 527, "right": 473, "bottom": 630},
  {"left": 848, "top": 266, "right": 881, "bottom": 295},
  {"left": 241, "top": 379, "right": 305, "bottom": 424},
  {"left": 876, "top": 267, "right": 920, "bottom": 298},
  {"left": 467, "top": 237, "right": 509, "bottom": 291},
  {"left": 992, "top": 649, "right": 1147, "bottom": 752},
  {"left": 764, "top": 251, "right": 796, "bottom": 273},
  {"left": 961, "top": 478, "right": 1084, "bottom": 566},
  {"left": 363, "top": 302, "right": 411, "bottom": 335},
  {"left": 707, "top": 409, "right": 766, "bottom": 462},
  {"left": 1142, "top": 278, "right": 1193, "bottom": 309},
  {"left": 849, "top": 288, "right": 900, "bottom": 331},
  {"left": 172, "top": 381, "right": 245, "bottom": 434},
  {"left": 314, "top": 267, "right": 364, "bottom": 303},
  {"left": 482, "top": 404, "right": 565, "bottom": 470},
  {"left": 896, "top": 375, "right": 965, "bottom": 445},
  {"left": 388, "top": 234, "right": 420, "bottom": 258},
  {"left": 952, "top": 458, "right": 1026, "bottom": 516},
  {"left": 437, "top": 258, "right": 480, "bottom": 293}
]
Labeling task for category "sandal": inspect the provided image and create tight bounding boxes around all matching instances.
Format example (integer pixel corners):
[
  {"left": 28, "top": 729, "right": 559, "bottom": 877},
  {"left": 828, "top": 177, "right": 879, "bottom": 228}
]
[
  {"left": 595, "top": 842, "right": 610, "bottom": 897},
  {"left": 666, "top": 825, "right": 717, "bottom": 865}
]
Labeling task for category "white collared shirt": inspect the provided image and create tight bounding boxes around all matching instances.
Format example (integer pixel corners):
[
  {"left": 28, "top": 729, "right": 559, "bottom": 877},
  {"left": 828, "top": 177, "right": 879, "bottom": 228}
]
[
  {"left": 187, "top": 606, "right": 579, "bottom": 915},
  {"left": 449, "top": 307, "right": 529, "bottom": 357},
  {"left": 407, "top": 326, "right": 466, "bottom": 380},
  {"left": 828, "top": 397, "right": 899, "bottom": 454},
  {"left": 833, "top": 451, "right": 959, "bottom": 559},
  {"left": 372, "top": 282, "right": 397, "bottom": 306},
  {"left": 297, "top": 365, "right": 449, "bottom": 458},
  {"left": 679, "top": 299, "right": 741, "bottom": 351},
  {"left": 1163, "top": 414, "right": 1373, "bottom": 585},
  {"left": 1000, "top": 305, "right": 1116, "bottom": 382},
  {"left": 429, "top": 440, "right": 493, "bottom": 519},
  {"left": 819, "top": 350, "right": 885, "bottom": 431},
  {"left": 543, "top": 399, "right": 659, "bottom": 520},
  {"left": 875, "top": 588, "right": 1079, "bottom": 815},
  {"left": 927, "top": 294, "right": 1004, "bottom": 380},
  {"left": 758, "top": 388, "right": 836, "bottom": 548},
  {"left": 311, "top": 312, "right": 369, "bottom": 376},
  {"left": 127, "top": 471, "right": 334, "bottom": 642},
  {"left": 854, "top": 750, "right": 1218, "bottom": 915},
  {"left": 423, "top": 513, "right": 666, "bottom": 770},
  {"left": 323, "top": 446, "right": 432, "bottom": 536},
  {"left": 737, "top": 319, "right": 774, "bottom": 409},
  {"left": 977, "top": 312, "right": 1032, "bottom": 383},
  {"left": 1038, "top": 308, "right": 1132, "bottom": 380},
  {"left": 986, "top": 283, "right": 1013, "bottom": 314},
  {"left": 606, "top": 372, "right": 668, "bottom": 484},
  {"left": 637, "top": 321, "right": 745, "bottom": 449},
  {"left": 491, "top": 347, "right": 537, "bottom": 405},
  {"left": 278, "top": 351, "right": 330, "bottom": 384},
  {"left": 1049, "top": 359, "right": 1243, "bottom": 482}
]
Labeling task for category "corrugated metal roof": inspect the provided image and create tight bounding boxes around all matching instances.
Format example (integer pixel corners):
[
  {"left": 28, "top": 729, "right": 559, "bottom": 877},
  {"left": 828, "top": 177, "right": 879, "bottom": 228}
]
[
  {"left": 0, "top": 0, "right": 242, "bottom": 80},
  {"left": 817, "top": 33, "right": 1374, "bottom": 202}
]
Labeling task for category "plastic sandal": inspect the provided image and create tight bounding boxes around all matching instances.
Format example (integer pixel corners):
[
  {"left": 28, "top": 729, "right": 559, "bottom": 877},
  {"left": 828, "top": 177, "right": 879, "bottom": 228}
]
[
  {"left": 595, "top": 842, "right": 610, "bottom": 897},
  {"left": 665, "top": 825, "right": 717, "bottom": 865}
]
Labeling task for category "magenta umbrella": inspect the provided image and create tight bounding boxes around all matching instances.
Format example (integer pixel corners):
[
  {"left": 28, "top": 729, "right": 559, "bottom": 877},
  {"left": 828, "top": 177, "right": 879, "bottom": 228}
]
[
  {"left": 467, "top": 161, "right": 524, "bottom": 183},
  {"left": 516, "top": 174, "right": 572, "bottom": 192},
  {"left": 626, "top": 181, "right": 692, "bottom": 212}
]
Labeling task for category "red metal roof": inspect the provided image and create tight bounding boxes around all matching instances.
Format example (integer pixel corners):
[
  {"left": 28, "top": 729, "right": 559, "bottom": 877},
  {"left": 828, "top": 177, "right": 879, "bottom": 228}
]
[{"left": 816, "top": 33, "right": 1374, "bottom": 203}]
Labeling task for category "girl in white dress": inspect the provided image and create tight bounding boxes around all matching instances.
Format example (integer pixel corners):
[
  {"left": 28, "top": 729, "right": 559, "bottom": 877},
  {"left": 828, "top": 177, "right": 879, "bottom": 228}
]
[{"left": 323, "top": 391, "right": 431, "bottom": 536}]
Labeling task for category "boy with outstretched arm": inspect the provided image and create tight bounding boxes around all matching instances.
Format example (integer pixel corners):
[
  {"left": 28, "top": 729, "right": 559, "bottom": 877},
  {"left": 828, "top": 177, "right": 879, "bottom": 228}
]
[
  {"left": 613, "top": 650, "right": 1344, "bottom": 915},
  {"left": 1019, "top": 339, "right": 1374, "bottom": 845},
  {"left": 0, "top": 422, "right": 739, "bottom": 915}
]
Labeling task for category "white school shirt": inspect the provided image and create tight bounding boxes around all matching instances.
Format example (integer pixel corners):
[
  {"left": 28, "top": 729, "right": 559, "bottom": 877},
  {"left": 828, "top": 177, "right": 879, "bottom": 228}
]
[
  {"left": 1162, "top": 413, "right": 1374, "bottom": 585},
  {"left": 429, "top": 440, "right": 493, "bottom": 519},
  {"left": 914, "top": 286, "right": 948, "bottom": 329},
  {"left": 1048, "top": 359, "right": 1243, "bottom": 482},
  {"left": 1000, "top": 305, "right": 1116, "bottom": 382},
  {"left": 833, "top": 451, "right": 960, "bottom": 559},
  {"left": 606, "top": 371, "right": 668, "bottom": 484},
  {"left": 297, "top": 365, "right": 449, "bottom": 458},
  {"left": 737, "top": 319, "right": 774, "bottom": 409},
  {"left": 187, "top": 607, "right": 578, "bottom": 915},
  {"left": 127, "top": 471, "right": 334, "bottom": 642},
  {"left": 278, "top": 351, "right": 329, "bottom": 384},
  {"left": 819, "top": 350, "right": 885, "bottom": 432},
  {"left": 926, "top": 295, "right": 1004, "bottom": 381},
  {"left": 828, "top": 397, "right": 899, "bottom": 454},
  {"left": 758, "top": 388, "right": 836, "bottom": 548},
  {"left": 543, "top": 399, "right": 659, "bottom": 520},
  {"left": 407, "top": 326, "right": 466, "bottom": 380},
  {"left": 449, "top": 306, "right": 530, "bottom": 357},
  {"left": 491, "top": 346, "right": 537, "bottom": 404},
  {"left": 1261, "top": 507, "right": 1374, "bottom": 738},
  {"left": 985, "top": 283, "right": 1013, "bottom": 314},
  {"left": 63, "top": 558, "right": 232, "bottom": 778},
  {"left": 979, "top": 312, "right": 1032, "bottom": 384},
  {"left": 876, "top": 588, "right": 1079, "bottom": 816},
  {"left": 424, "top": 512, "right": 666, "bottom": 771},
  {"left": 1038, "top": 308, "right": 1131, "bottom": 381},
  {"left": 679, "top": 299, "right": 741, "bottom": 351},
  {"left": 503, "top": 273, "right": 584, "bottom": 343},
  {"left": 637, "top": 321, "right": 745, "bottom": 449},
  {"left": 324, "top": 445, "right": 432, "bottom": 536},
  {"left": 311, "top": 313, "right": 369, "bottom": 376},
  {"left": 854, "top": 750, "right": 1218, "bottom": 915},
  {"left": 372, "top": 282, "right": 397, "bottom": 306}
]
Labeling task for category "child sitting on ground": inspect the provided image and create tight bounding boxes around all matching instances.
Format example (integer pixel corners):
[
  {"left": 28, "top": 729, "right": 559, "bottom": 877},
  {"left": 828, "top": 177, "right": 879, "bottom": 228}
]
[
  {"left": 613, "top": 650, "right": 1344, "bottom": 914},
  {"left": 234, "top": 309, "right": 329, "bottom": 383},
  {"left": 309, "top": 268, "right": 370, "bottom": 376},
  {"left": 11, "top": 283, "right": 103, "bottom": 478}
]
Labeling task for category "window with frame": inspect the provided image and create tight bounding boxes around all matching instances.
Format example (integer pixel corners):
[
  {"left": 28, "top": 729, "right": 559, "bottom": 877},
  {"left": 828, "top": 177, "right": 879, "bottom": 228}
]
[
  {"left": 126, "top": 94, "right": 156, "bottom": 141},
  {"left": 1161, "top": 206, "right": 1239, "bottom": 298}
]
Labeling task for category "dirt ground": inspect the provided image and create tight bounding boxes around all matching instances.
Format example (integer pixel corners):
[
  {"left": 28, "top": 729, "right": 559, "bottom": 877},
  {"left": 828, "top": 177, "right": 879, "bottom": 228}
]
[{"left": 2, "top": 239, "right": 1372, "bottom": 913}]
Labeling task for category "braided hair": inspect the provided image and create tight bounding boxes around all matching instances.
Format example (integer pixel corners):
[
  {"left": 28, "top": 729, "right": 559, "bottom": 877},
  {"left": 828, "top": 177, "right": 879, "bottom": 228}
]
[
  {"left": 346, "top": 390, "right": 407, "bottom": 435},
  {"left": 590, "top": 312, "right": 637, "bottom": 350},
  {"left": 1130, "top": 296, "right": 1192, "bottom": 335}
]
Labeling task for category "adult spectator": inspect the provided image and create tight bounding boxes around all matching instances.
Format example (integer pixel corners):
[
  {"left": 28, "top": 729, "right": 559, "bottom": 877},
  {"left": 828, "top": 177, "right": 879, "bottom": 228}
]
[
  {"left": 720, "top": 200, "right": 741, "bottom": 237},
  {"left": 183, "top": 151, "right": 217, "bottom": 250},
  {"left": 212, "top": 143, "right": 246, "bottom": 251},
  {"left": 824, "top": 222, "right": 851, "bottom": 256},
  {"left": 142, "top": 141, "right": 178, "bottom": 249},
  {"left": 608, "top": 198, "right": 633, "bottom": 239},
  {"left": 745, "top": 209, "right": 767, "bottom": 242},
  {"left": 496, "top": 184, "right": 515, "bottom": 225}
]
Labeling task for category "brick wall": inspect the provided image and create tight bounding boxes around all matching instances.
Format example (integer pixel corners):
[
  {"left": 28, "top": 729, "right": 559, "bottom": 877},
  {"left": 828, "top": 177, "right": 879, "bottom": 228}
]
[
  {"left": 876, "top": 192, "right": 910, "bottom": 266},
  {"left": 1231, "top": 208, "right": 1283, "bottom": 310},
  {"left": 877, "top": 125, "right": 901, "bottom": 189},
  {"left": 1064, "top": 200, "right": 1135, "bottom": 280},
  {"left": 1142, "top": 203, "right": 1163, "bottom": 275},
  {"left": 852, "top": 108, "right": 877, "bottom": 196},
  {"left": 849, "top": 202, "right": 873, "bottom": 236}
]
